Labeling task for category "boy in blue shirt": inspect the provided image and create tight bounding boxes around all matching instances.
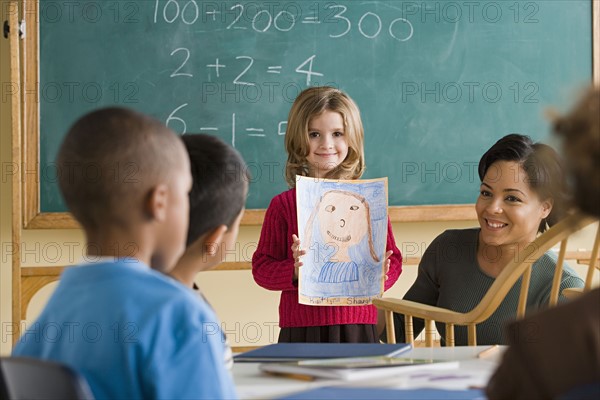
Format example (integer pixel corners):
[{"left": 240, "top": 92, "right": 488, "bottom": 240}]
[
  {"left": 13, "top": 107, "right": 237, "bottom": 399},
  {"left": 169, "top": 134, "right": 249, "bottom": 370}
]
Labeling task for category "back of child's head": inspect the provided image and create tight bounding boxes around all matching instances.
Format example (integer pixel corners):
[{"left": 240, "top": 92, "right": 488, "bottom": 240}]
[
  {"left": 284, "top": 86, "right": 365, "bottom": 186},
  {"left": 57, "top": 106, "right": 188, "bottom": 235},
  {"left": 181, "top": 134, "right": 249, "bottom": 246},
  {"left": 553, "top": 87, "right": 600, "bottom": 217}
]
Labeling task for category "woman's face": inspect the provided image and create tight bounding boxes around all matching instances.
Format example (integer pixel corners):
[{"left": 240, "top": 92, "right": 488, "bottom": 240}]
[{"left": 476, "top": 160, "right": 552, "bottom": 248}]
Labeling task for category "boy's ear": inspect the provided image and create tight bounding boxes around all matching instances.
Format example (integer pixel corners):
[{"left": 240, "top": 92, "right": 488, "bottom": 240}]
[
  {"left": 203, "top": 225, "right": 228, "bottom": 256},
  {"left": 145, "top": 184, "right": 169, "bottom": 221}
]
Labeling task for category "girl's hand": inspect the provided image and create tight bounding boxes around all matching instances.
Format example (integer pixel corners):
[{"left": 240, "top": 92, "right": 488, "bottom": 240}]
[
  {"left": 383, "top": 250, "right": 393, "bottom": 281},
  {"left": 291, "top": 234, "right": 305, "bottom": 280}
]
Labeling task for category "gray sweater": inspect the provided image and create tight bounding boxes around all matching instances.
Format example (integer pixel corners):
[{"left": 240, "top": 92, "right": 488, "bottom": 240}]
[{"left": 392, "top": 228, "right": 584, "bottom": 345}]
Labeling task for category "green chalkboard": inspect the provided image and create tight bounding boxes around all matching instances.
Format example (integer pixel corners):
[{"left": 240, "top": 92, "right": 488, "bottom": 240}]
[{"left": 38, "top": 0, "right": 592, "bottom": 211}]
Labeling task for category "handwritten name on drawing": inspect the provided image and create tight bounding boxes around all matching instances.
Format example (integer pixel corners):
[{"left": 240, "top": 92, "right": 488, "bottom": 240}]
[{"left": 305, "top": 297, "right": 377, "bottom": 306}]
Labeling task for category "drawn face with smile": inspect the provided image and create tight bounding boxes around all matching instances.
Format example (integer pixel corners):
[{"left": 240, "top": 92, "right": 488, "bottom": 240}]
[{"left": 317, "top": 191, "right": 368, "bottom": 261}]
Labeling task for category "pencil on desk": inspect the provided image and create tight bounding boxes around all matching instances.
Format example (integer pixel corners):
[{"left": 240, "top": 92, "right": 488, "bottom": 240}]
[
  {"left": 477, "top": 344, "right": 499, "bottom": 358},
  {"left": 262, "top": 370, "right": 315, "bottom": 381}
]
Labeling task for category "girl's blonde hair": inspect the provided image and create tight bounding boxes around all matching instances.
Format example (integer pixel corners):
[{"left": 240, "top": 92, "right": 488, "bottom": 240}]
[{"left": 284, "top": 86, "right": 365, "bottom": 187}]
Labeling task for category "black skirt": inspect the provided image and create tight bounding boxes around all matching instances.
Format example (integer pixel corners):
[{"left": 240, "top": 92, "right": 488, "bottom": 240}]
[{"left": 278, "top": 324, "right": 378, "bottom": 343}]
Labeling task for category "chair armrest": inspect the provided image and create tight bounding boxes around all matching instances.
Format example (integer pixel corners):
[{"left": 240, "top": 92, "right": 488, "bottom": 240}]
[{"left": 373, "top": 298, "right": 467, "bottom": 325}]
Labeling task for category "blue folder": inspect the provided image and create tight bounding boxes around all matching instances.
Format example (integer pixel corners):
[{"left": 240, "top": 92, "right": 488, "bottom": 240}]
[
  {"left": 233, "top": 343, "right": 412, "bottom": 362},
  {"left": 279, "top": 387, "right": 486, "bottom": 400}
]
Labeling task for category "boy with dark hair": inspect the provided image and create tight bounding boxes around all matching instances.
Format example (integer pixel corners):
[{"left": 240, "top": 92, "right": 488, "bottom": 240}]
[
  {"left": 13, "top": 108, "right": 237, "bottom": 399},
  {"left": 179, "top": 133, "right": 248, "bottom": 251},
  {"left": 169, "top": 134, "right": 250, "bottom": 369}
]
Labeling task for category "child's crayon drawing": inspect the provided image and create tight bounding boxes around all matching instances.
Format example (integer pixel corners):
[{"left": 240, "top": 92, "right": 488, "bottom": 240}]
[{"left": 297, "top": 176, "right": 388, "bottom": 306}]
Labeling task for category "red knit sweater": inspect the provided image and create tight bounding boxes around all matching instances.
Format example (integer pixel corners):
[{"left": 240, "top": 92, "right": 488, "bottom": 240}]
[{"left": 252, "top": 188, "right": 403, "bottom": 328}]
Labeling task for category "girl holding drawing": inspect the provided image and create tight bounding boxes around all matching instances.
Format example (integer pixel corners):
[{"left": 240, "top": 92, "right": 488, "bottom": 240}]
[{"left": 252, "top": 86, "right": 403, "bottom": 343}]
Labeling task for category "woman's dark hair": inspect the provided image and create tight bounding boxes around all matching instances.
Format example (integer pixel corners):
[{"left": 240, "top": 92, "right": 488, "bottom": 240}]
[{"left": 478, "top": 134, "right": 569, "bottom": 233}]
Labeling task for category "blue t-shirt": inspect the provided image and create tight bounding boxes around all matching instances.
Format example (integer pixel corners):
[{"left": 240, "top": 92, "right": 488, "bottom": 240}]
[{"left": 13, "top": 259, "right": 237, "bottom": 400}]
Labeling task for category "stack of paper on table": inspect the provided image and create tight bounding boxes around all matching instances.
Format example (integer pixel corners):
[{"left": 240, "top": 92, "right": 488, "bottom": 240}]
[{"left": 259, "top": 356, "right": 460, "bottom": 381}]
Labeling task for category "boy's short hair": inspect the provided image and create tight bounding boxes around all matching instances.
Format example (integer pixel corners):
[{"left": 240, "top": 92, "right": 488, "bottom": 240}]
[
  {"left": 57, "top": 107, "right": 185, "bottom": 231},
  {"left": 182, "top": 134, "right": 249, "bottom": 245}
]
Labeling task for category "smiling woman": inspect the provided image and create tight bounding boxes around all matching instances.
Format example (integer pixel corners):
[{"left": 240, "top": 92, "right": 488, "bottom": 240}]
[{"left": 383, "top": 134, "right": 584, "bottom": 346}]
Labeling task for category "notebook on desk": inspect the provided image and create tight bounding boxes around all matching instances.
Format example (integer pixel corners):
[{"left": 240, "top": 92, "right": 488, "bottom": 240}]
[
  {"left": 278, "top": 387, "right": 484, "bottom": 400},
  {"left": 234, "top": 343, "right": 412, "bottom": 362},
  {"left": 260, "top": 356, "right": 459, "bottom": 381}
]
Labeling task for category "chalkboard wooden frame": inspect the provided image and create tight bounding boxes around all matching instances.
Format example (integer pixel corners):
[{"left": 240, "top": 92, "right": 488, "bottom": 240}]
[{"left": 17, "top": 0, "right": 599, "bottom": 230}]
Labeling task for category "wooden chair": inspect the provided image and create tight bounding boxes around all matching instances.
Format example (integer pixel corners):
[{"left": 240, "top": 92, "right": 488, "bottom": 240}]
[
  {"left": 374, "top": 212, "right": 599, "bottom": 347},
  {"left": 561, "top": 224, "right": 600, "bottom": 300}
]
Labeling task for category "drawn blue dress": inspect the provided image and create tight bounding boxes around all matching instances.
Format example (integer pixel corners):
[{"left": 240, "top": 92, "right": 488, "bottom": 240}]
[{"left": 318, "top": 261, "right": 359, "bottom": 283}]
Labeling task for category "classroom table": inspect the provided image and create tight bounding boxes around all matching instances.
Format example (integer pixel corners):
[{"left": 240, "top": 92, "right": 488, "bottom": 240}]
[{"left": 233, "top": 345, "right": 504, "bottom": 399}]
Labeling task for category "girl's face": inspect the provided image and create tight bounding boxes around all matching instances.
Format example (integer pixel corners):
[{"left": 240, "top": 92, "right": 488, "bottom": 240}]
[
  {"left": 476, "top": 160, "right": 552, "bottom": 248},
  {"left": 306, "top": 111, "right": 349, "bottom": 178}
]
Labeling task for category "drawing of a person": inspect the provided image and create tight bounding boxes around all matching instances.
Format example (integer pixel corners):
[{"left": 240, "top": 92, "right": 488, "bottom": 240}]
[{"left": 304, "top": 190, "right": 380, "bottom": 284}]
